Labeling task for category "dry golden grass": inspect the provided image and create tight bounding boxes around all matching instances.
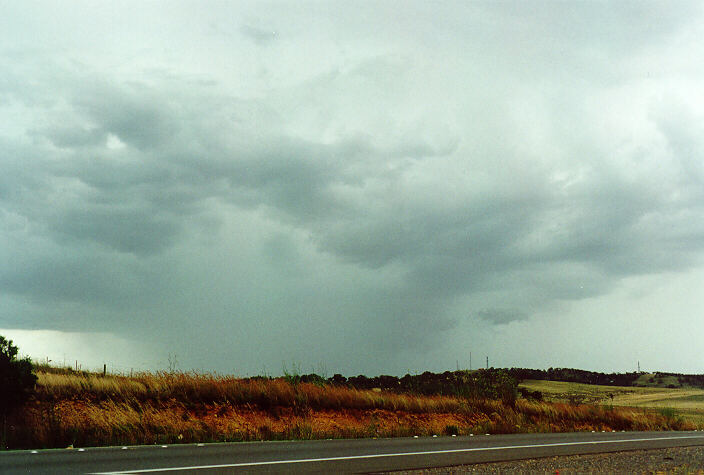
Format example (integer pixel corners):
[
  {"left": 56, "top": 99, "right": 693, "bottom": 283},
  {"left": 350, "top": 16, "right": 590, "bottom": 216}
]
[
  {"left": 35, "top": 372, "right": 467, "bottom": 413},
  {"left": 5, "top": 372, "right": 698, "bottom": 449}
]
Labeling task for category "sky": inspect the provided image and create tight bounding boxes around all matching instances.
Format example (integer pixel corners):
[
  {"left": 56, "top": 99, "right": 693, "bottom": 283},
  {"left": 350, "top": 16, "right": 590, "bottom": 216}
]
[{"left": 2, "top": 1, "right": 704, "bottom": 376}]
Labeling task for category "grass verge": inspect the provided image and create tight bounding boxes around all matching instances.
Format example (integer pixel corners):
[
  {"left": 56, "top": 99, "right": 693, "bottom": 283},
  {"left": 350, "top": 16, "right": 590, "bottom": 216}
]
[{"left": 4, "top": 371, "right": 698, "bottom": 449}]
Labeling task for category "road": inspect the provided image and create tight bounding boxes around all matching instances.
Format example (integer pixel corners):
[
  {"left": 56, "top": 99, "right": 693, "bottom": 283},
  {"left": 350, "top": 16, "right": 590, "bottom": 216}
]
[{"left": 4, "top": 431, "right": 704, "bottom": 474}]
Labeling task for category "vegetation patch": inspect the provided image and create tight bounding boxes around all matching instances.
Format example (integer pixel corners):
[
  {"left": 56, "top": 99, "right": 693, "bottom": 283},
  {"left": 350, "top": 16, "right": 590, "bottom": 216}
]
[
  {"left": 2, "top": 370, "right": 698, "bottom": 449},
  {"left": 520, "top": 379, "right": 704, "bottom": 425},
  {"left": 3, "top": 343, "right": 701, "bottom": 450}
]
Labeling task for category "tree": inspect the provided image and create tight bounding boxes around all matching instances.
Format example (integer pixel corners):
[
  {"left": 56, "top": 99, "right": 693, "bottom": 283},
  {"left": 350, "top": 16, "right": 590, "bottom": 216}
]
[{"left": 0, "top": 336, "right": 37, "bottom": 447}]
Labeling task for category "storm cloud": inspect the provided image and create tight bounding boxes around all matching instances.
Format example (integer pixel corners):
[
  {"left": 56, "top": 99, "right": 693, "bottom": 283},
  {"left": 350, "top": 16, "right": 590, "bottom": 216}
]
[{"left": 2, "top": 1, "right": 704, "bottom": 374}]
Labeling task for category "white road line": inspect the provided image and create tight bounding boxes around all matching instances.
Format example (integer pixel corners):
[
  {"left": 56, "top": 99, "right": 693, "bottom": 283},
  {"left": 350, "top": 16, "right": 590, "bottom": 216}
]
[{"left": 92, "top": 435, "right": 704, "bottom": 474}]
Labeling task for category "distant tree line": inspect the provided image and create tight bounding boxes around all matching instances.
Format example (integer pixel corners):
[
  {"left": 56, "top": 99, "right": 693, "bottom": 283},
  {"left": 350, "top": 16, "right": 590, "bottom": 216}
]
[
  {"left": 299, "top": 369, "right": 519, "bottom": 405},
  {"left": 662, "top": 373, "right": 704, "bottom": 388},
  {"left": 504, "top": 368, "right": 704, "bottom": 388},
  {"left": 294, "top": 367, "right": 704, "bottom": 403},
  {"left": 503, "top": 368, "right": 642, "bottom": 386},
  {"left": 299, "top": 367, "right": 640, "bottom": 394}
]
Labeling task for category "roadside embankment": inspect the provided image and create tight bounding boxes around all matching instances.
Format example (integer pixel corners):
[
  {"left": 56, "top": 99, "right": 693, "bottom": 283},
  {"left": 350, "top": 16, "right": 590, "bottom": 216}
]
[{"left": 5, "top": 371, "right": 697, "bottom": 449}]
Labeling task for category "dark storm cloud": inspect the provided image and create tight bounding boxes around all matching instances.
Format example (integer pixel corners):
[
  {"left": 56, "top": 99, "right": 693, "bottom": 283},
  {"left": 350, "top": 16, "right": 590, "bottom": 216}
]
[
  {"left": 49, "top": 208, "right": 181, "bottom": 256},
  {"left": 74, "top": 82, "right": 180, "bottom": 151},
  {"left": 1, "top": 252, "right": 141, "bottom": 306},
  {"left": 5, "top": 63, "right": 704, "bottom": 331},
  {"left": 2, "top": 1, "right": 704, "bottom": 374}
]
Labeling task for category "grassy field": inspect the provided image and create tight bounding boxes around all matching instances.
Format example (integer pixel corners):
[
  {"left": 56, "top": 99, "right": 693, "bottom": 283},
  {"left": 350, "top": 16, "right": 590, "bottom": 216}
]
[
  {"left": 520, "top": 379, "right": 704, "bottom": 424},
  {"left": 4, "top": 371, "right": 698, "bottom": 449}
]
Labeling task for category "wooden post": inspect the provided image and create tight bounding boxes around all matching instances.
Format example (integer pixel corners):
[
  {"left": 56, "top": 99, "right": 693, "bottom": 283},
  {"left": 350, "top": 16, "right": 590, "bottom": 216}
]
[{"left": 103, "top": 364, "right": 106, "bottom": 377}]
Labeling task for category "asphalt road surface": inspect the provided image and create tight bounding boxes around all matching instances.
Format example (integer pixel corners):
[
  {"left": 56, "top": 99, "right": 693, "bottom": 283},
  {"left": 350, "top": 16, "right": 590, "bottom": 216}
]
[{"left": 4, "top": 431, "right": 704, "bottom": 474}]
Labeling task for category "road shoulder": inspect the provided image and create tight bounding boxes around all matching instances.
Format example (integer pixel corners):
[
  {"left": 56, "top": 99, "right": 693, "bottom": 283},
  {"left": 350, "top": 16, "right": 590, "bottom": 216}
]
[{"left": 382, "top": 446, "right": 704, "bottom": 473}]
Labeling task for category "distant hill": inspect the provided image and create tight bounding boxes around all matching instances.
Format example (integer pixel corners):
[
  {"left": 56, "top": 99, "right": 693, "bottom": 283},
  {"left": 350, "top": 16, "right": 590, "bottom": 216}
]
[
  {"left": 319, "top": 368, "right": 704, "bottom": 394},
  {"left": 505, "top": 368, "right": 704, "bottom": 389}
]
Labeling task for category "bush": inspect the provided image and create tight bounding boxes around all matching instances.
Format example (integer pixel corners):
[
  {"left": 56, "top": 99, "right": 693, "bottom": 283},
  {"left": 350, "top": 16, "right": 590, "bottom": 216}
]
[
  {"left": 518, "top": 388, "right": 543, "bottom": 401},
  {"left": 0, "top": 336, "right": 37, "bottom": 415},
  {"left": 459, "top": 370, "right": 518, "bottom": 406},
  {"left": 0, "top": 336, "right": 37, "bottom": 448}
]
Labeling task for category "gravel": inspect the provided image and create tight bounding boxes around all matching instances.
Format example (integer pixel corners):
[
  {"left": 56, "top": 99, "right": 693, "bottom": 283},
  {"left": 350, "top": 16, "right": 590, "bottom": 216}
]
[{"left": 381, "top": 446, "right": 704, "bottom": 473}]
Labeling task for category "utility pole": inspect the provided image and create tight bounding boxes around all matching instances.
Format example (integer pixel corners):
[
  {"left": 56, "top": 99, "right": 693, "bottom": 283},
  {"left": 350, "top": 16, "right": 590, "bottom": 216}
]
[
  {"left": 638, "top": 361, "right": 640, "bottom": 373},
  {"left": 486, "top": 356, "right": 489, "bottom": 370},
  {"left": 469, "top": 352, "right": 472, "bottom": 371}
]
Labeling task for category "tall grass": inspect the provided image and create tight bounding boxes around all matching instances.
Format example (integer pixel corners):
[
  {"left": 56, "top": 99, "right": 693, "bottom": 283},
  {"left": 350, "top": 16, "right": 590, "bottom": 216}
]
[
  {"left": 35, "top": 372, "right": 465, "bottom": 413},
  {"left": 5, "top": 371, "right": 697, "bottom": 449}
]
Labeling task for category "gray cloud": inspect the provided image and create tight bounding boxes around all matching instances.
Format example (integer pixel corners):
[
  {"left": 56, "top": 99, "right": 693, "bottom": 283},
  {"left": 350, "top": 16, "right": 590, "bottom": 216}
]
[
  {"left": 477, "top": 309, "right": 527, "bottom": 326},
  {"left": 35, "top": 125, "right": 106, "bottom": 149},
  {"left": 74, "top": 82, "right": 181, "bottom": 151},
  {"left": 2, "top": 1, "right": 704, "bottom": 374}
]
